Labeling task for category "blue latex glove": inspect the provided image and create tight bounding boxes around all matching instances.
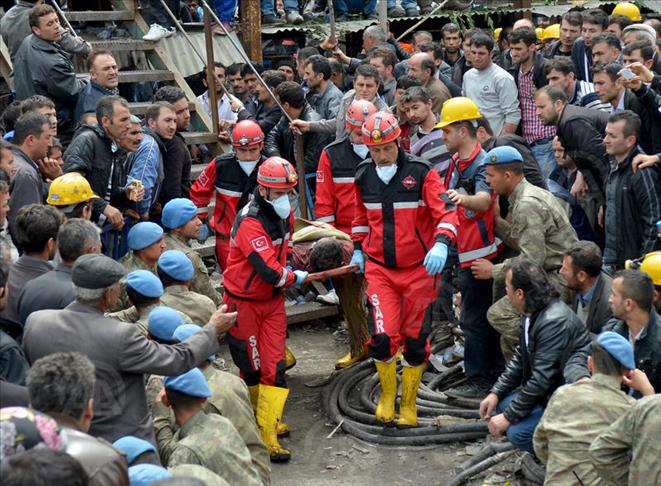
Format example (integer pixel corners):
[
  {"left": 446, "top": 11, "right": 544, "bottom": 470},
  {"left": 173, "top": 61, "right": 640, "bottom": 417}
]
[
  {"left": 293, "top": 270, "right": 308, "bottom": 287},
  {"left": 350, "top": 249, "right": 365, "bottom": 274},
  {"left": 423, "top": 242, "right": 448, "bottom": 276}
]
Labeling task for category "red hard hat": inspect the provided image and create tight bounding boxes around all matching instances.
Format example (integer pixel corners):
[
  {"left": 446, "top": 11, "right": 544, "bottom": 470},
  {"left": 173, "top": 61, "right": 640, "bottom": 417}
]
[
  {"left": 257, "top": 157, "right": 298, "bottom": 189},
  {"left": 231, "top": 120, "right": 264, "bottom": 147},
  {"left": 361, "top": 111, "right": 401, "bottom": 146},
  {"left": 345, "top": 99, "right": 378, "bottom": 130}
]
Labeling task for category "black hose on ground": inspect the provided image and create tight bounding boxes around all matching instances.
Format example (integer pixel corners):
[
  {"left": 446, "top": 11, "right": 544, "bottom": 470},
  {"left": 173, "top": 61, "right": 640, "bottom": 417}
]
[{"left": 446, "top": 449, "right": 518, "bottom": 486}]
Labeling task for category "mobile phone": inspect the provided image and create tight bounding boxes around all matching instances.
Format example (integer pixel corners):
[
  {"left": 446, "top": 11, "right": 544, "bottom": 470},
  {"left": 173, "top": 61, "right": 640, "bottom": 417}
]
[{"left": 619, "top": 68, "right": 635, "bottom": 80}]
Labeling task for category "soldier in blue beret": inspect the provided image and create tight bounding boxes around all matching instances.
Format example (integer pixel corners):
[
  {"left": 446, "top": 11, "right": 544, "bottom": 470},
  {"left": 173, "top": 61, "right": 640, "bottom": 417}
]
[
  {"left": 148, "top": 307, "right": 185, "bottom": 344},
  {"left": 112, "top": 436, "right": 158, "bottom": 466}
]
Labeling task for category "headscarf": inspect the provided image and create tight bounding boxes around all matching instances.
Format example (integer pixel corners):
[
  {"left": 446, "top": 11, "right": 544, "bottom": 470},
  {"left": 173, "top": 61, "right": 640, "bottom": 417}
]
[{"left": 0, "top": 407, "right": 67, "bottom": 461}]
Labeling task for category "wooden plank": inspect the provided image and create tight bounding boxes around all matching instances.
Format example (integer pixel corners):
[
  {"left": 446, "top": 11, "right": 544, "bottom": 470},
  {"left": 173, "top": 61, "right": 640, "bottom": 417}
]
[
  {"left": 118, "top": 69, "right": 174, "bottom": 83},
  {"left": 240, "top": 0, "right": 262, "bottom": 62},
  {"left": 66, "top": 10, "right": 135, "bottom": 22},
  {"left": 88, "top": 39, "right": 153, "bottom": 51},
  {"left": 286, "top": 301, "right": 340, "bottom": 325}
]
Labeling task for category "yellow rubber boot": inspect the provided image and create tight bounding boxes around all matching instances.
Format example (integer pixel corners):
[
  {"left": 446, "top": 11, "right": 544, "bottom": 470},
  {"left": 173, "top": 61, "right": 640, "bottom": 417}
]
[
  {"left": 285, "top": 346, "right": 297, "bottom": 370},
  {"left": 251, "top": 384, "right": 289, "bottom": 437},
  {"left": 256, "top": 385, "right": 291, "bottom": 462},
  {"left": 397, "top": 365, "right": 424, "bottom": 427},
  {"left": 375, "top": 359, "right": 398, "bottom": 424},
  {"left": 335, "top": 347, "right": 368, "bottom": 369}
]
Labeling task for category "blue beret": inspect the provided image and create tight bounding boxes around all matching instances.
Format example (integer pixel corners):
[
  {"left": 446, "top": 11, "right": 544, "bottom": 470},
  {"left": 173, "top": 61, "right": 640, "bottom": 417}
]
[
  {"left": 485, "top": 146, "right": 524, "bottom": 165},
  {"left": 173, "top": 324, "right": 215, "bottom": 362},
  {"left": 597, "top": 331, "right": 635, "bottom": 370},
  {"left": 157, "top": 250, "right": 194, "bottom": 281},
  {"left": 128, "top": 464, "right": 172, "bottom": 486},
  {"left": 112, "top": 436, "right": 156, "bottom": 465},
  {"left": 164, "top": 368, "right": 212, "bottom": 398},
  {"left": 162, "top": 198, "right": 197, "bottom": 229},
  {"left": 148, "top": 306, "right": 184, "bottom": 341},
  {"left": 127, "top": 222, "right": 164, "bottom": 251},
  {"left": 126, "top": 270, "right": 163, "bottom": 299}
]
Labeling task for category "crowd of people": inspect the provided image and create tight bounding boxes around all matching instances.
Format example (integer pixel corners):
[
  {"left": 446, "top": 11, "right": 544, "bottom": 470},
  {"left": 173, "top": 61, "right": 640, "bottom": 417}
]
[{"left": 1, "top": 0, "right": 661, "bottom": 484}]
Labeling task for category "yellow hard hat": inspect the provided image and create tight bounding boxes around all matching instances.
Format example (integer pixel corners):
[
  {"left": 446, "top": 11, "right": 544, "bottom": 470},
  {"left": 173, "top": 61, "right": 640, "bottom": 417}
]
[
  {"left": 535, "top": 27, "right": 544, "bottom": 41},
  {"left": 543, "top": 23, "right": 560, "bottom": 41},
  {"left": 612, "top": 2, "right": 641, "bottom": 21},
  {"left": 494, "top": 27, "right": 503, "bottom": 41},
  {"left": 47, "top": 172, "right": 99, "bottom": 207},
  {"left": 639, "top": 251, "right": 661, "bottom": 285},
  {"left": 435, "top": 97, "right": 482, "bottom": 129}
]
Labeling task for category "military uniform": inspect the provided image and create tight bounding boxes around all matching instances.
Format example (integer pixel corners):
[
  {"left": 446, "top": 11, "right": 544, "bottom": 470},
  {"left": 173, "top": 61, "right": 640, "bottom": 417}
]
[
  {"left": 164, "top": 232, "right": 220, "bottom": 305},
  {"left": 161, "top": 285, "right": 216, "bottom": 325},
  {"left": 112, "top": 251, "right": 157, "bottom": 312},
  {"left": 533, "top": 375, "right": 635, "bottom": 485},
  {"left": 202, "top": 366, "right": 271, "bottom": 486},
  {"left": 107, "top": 303, "right": 192, "bottom": 335},
  {"left": 589, "top": 394, "right": 661, "bottom": 485},
  {"left": 488, "top": 178, "right": 577, "bottom": 358},
  {"left": 154, "top": 410, "right": 261, "bottom": 486},
  {"left": 169, "top": 464, "right": 230, "bottom": 486}
]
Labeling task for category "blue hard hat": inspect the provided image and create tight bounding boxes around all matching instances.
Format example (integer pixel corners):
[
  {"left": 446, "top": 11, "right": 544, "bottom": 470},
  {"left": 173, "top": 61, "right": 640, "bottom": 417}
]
[
  {"left": 485, "top": 146, "right": 524, "bottom": 165},
  {"left": 597, "top": 331, "right": 636, "bottom": 370},
  {"left": 161, "top": 198, "right": 197, "bottom": 229},
  {"left": 148, "top": 306, "right": 184, "bottom": 341},
  {"left": 164, "top": 368, "right": 212, "bottom": 398},
  {"left": 127, "top": 222, "right": 164, "bottom": 251},
  {"left": 126, "top": 270, "right": 163, "bottom": 299},
  {"left": 157, "top": 250, "right": 194, "bottom": 282}
]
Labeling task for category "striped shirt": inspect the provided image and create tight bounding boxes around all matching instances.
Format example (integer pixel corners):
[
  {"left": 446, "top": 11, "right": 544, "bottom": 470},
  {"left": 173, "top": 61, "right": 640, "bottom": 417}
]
[
  {"left": 409, "top": 125, "right": 453, "bottom": 179},
  {"left": 517, "top": 66, "right": 556, "bottom": 144}
]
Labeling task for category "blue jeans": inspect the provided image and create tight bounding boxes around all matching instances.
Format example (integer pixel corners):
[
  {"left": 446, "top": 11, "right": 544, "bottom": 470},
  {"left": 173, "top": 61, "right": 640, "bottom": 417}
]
[
  {"left": 495, "top": 392, "right": 545, "bottom": 454},
  {"left": 213, "top": 0, "right": 237, "bottom": 22},
  {"left": 387, "top": 0, "right": 418, "bottom": 9},
  {"left": 261, "top": 0, "right": 299, "bottom": 15},
  {"left": 333, "top": 0, "right": 377, "bottom": 15},
  {"left": 530, "top": 138, "right": 557, "bottom": 181}
]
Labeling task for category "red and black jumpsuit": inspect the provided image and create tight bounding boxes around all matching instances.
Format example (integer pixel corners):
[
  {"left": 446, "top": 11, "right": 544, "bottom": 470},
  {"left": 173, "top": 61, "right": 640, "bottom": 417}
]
[
  {"left": 190, "top": 153, "right": 263, "bottom": 270},
  {"left": 223, "top": 193, "right": 295, "bottom": 387},
  {"left": 352, "top": 148, "right": 458, "bottom": 365},
  {"left": 315, "top": 137, "right": 364, "bottom": 235}
]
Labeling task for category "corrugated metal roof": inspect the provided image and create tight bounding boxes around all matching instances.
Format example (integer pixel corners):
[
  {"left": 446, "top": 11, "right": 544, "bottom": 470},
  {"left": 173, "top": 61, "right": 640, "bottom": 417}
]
[
  {"left": 641, "top": 0, "right": 661, "bottom": 11},
  {"left": 262, "top": 18, "right": 379, "bottom": 36},
  {"left": 158, "top": 31, "right": 247, "bottom": 78}
]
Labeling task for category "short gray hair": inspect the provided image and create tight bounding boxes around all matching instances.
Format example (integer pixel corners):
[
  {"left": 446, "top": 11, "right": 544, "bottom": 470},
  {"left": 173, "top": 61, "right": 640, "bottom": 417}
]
[
  {"left": 74, "top": 284, "right": 116, "bottom": 304},
  {"left": 364, "top": 25, "right": 387, "bottom": 42},
  {"left": 27, "top": 352, "right": 96, "bottom": 420},
  {"left": 57, "top": 219, "right": 101, "bottom": 263}
]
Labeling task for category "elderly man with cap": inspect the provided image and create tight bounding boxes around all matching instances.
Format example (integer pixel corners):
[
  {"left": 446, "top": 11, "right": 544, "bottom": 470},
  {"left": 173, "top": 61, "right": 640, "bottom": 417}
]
[
  {"left": 534, "top": 331, "right": 655, "bottom": 485},
  {"left": 46, "top": 173, "right": 100, "bottom": 220},
  {"left": 22, "top": 253, "right": 237, "bottom": 445},
  {"left": 471, "top": 146, "right": 577, "bottom": 360},
  {"left": 153, "top": 368, "right": 261, "bottom": 486},
  {"left": 112, "top": 222, "right": 166, "bottom": 311},
  {"left": 162, "top": 198, "right": 220, "bottom": 305},
  {"left": 108, "top": 270, "right": 192, "bottom": 335},
  {"left": 158, "top": 250, "right": 216, "bottom": 325}
]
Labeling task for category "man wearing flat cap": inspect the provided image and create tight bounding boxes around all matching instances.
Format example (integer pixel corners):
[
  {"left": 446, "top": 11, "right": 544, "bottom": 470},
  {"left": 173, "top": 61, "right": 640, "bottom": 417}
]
[
  {"left": 533, "top": 331, "right": 655, "bottom": 485},
  {"left": 162, "top": 198, "right": 220, "bottom": 305},
  {"left": 22, "top": 254, "right": 237, "bottom": 446},
  {"left": 471, "top": 146, "right": 577, "bottom": 360}
]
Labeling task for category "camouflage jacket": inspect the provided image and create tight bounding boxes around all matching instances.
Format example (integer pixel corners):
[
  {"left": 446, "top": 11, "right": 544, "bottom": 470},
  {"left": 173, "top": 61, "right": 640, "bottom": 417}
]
[
  {"left": 161, "top": 285, "right": 215, "bottom": 325},
  {"left": 112, "top": 251, "right": 157, "bottom": 312},
  {"left": 107, "top": 303, "right": 192, "bottom": 335}
]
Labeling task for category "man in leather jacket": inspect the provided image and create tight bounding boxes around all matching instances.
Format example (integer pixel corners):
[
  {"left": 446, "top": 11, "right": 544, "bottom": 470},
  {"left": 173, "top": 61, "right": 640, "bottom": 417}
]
[{"left": 479, "top": 257, "right": 591, "bottom": 453}]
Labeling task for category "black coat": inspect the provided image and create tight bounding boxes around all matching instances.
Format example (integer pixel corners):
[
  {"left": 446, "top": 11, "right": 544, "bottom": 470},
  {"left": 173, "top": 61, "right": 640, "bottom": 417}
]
[
  {"left": 491, "top": 299, "right": 591, "bottom": 423},
  {"left": 571, "top": 38, "right": 592, "bottom": 82},
  {"left": 556, "top": 104, "right": 610, "bottom": 193},
  {"left": 570, "top": 272, "right": 613, "bottom": 335},
  {"left": 159, "top": 132, "right": 192, "bottom": 205},
  {"left": 508, "top": 52, "right": 549, "bottom": 90}
]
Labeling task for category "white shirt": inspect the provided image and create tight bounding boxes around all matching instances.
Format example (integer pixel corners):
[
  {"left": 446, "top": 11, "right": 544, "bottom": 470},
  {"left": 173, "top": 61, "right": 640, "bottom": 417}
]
[{"left": 197, "top": 91, "right": 237, "bottom": 122}]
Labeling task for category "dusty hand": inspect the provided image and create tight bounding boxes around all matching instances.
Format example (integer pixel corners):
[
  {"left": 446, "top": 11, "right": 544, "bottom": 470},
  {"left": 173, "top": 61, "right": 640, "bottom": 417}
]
[
  {"left": 229, "top": 97, "right": 244, "bottom": 113},
  {"left": 479, "top": 393, "right": 499, "bottom": 420},
  {"left": 289, "top": 119, "right": 310, "bottom": 134},
  {"left": 103, "top": 205, "right": 124, "bottom": 230},
  {"left": 320, "top": 35, "right": 338, "bottom": 51},
  {"left": 446, "top": 189, "right": 464, "bottom": 207},
  {"left": 632, "top": 154, "right": 660, "bottom": 172},
  {"left": 37, "top": 157, "right": 63, "bottom": 181},
  {"left": 209, "top": 304, "right": 238, "bottom": 335},
  {"left": 471, "top": 258, "right": 494, "bottom": 280},
  {"left": 623, "top": 369, "right": 655, "bottom": 396},
  {"left": 488, "top": 413, "right": 511, "bottom": 439},
  {"left": 331, "top": 48, "right": 351, "bottom": 65},
  {"left": 570, "top": 171, "right": 589, "bottom": 198}
]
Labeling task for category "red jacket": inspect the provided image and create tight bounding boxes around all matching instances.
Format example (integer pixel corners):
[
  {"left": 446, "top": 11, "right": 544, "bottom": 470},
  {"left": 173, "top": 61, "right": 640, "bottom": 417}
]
[
  {"left": 223, "top": 194, "right": 295, "bottom": 300},
  {"left": 315, "top": 137, "right": 364, "bottom": 235},
  {"left": 190, "top": 154, "right": 262, "bottom": 239},
  {"left": 352, "top": 149, "right": 458, "bottom": 268},
  {"left": 444, "top": 145, "right": 501, "bottom": 268}
]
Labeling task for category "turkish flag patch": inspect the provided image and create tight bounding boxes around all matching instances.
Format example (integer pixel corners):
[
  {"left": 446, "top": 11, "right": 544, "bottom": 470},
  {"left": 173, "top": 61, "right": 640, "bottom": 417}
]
[
  {"left": 317, "top": 170, "right": 324, "bottom": 183},
  {"left": 251, "top": 236, "right": 269, "bottom": 252},
  {"left": 402, "top": 175, "right": 416, "bottom": 189}
]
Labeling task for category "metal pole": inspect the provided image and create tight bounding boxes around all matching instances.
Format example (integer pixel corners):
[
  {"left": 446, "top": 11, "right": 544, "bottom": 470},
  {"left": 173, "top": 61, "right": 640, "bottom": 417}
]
[
  {"left": 203, "top": 13, "right": 220, "bottom": 136},
  {"left": 377, "top": 0, "right": 388, "bottom": 36},
  {"left": 50, "top": 0, "right": 79, "bottom": 37},
  {"left": 395, "top": 0, "right": 448, "bottom": 42}
]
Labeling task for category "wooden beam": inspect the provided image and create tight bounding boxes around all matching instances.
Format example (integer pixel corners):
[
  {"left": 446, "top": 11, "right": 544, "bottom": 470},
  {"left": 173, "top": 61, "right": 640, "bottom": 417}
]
[{"left": 240, "top": 0, "right": 262, "bottom": 62}]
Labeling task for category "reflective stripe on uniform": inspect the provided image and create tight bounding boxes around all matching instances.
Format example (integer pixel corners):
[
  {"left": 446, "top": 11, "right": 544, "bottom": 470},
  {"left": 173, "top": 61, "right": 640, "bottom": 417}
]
[
  {"left": 458, "top": 238, "right": 502, "bottom": 263},
  {"left": 317, "top": 215, "right": 336, "bottom": 223},
  {"left": 352, "top": 225, "right": 369, "bottom": 234},
  {"left": 216, "top": 187, "right": 243, "bottom": 197},
  {"left": 364, "top": 203, "right": 382, "bottom": 210},
  {"left": 438, "top": 222, "right": 458, "bottom": 236},
  {"left": 275, "top": 267, "right": 288, "bottom": 287},
  {"left": 332, "top": 177, "right": 355, "bottom": 184},
  {"left": 393, "top": 201, "right": 423, "bottom": 209}
]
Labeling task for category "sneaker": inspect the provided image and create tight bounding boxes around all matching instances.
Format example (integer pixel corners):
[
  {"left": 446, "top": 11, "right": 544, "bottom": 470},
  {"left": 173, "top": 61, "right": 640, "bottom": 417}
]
[
  {"left": 285, "top": 10, "right": 304, "bottom": 24},
  {"left": 143, "top": 23, "right": 173, "bottom": 41},
  {"left": 387, "top": 6, "right": 405, "bottom": 17},
  {"left": 262, "top": 13, "right": 284, "bottom": 25},
  {"left": 317, "top": 289, "right": 339, "bottom": 305},
  {"left": 405, "top": 7, "right": 419, "bottom": 15},
  {"left": 444, "top": 382, "right": 490, "bottom": 399}
]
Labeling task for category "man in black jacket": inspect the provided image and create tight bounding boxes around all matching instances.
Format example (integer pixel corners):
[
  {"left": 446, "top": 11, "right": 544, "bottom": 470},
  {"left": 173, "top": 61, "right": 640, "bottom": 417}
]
[
  {"left": 535, "top": 86, "right": 610, "bottom": 196},
  {"left": 63, "top": 96, "right": 138, "bottom": 230},
  {"left": 571, "top": 9, "right": 608, "bottom": 82},
  {"left": 264, "top": 82, "right": 329, "bottom": 197},
  {"left": 236, "top": 70, "right": 286, "bottom": 135},
  {"left": 603, "top": 269, "right": 660, "bottom": 397},
  {"left": 602, "top": 111, "right": 661, "bottom": 271},
  {"left": 480, "top": 257, "right": 590, "bottom": 453}
]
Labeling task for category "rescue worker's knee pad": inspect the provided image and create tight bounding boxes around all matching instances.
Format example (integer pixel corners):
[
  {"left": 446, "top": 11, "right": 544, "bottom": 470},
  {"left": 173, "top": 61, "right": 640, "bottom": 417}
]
[{"left": 368, "top": 333, "right": 392, "bottom": 361}]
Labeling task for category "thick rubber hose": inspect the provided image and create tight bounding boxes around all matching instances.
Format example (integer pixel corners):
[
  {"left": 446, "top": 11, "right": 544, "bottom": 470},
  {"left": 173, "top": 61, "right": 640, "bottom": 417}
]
[{"left": 446, "top": 449, "right": 518, "bottom": 486}]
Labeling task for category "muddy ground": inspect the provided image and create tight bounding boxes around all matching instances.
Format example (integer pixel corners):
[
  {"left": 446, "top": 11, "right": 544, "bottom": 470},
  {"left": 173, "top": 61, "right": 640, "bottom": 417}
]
[{"left": 217, "top": 318, "right": 524, "bottom": 486}]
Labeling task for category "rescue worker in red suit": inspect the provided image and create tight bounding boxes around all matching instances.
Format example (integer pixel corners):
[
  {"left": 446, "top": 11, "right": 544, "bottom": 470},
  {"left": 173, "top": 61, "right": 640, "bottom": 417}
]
[
  {"left": 223, "top": 157, "right": 307, "bottom": 463},
  {"left": 315, "top": 99, "right": 377, "bottom": 369},
  {"left": 437, "top": 97, "right": 504, "bottom": 399},
  {"left": 350, "top": 111, "right": 458, "bottom": 426},
  {"left": 190, "top": 120, "right": 266, "bottom": 271}
]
